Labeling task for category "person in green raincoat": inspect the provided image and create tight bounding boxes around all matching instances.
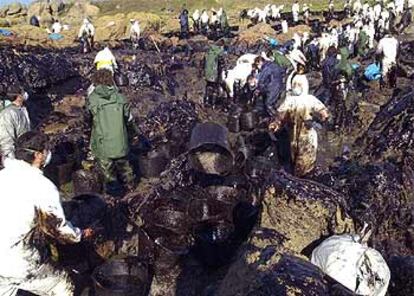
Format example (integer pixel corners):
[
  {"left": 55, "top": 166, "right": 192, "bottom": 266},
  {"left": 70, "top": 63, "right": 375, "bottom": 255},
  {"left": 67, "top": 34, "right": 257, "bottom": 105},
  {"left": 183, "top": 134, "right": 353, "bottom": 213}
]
[
  {"left": 356, "top": 29, "right": 369, "bottom": 58},
  {"left": 335, "top": 47, "right": 353, "bottom": 81},
  {"left": 219, "top": 8, "right": 229, "bottom": 35},
  {"left": 272, "top": 47, "right": 293, "bottom": 73},
  {"left": 204, "top": 43, "right": 225, "bottom": 107},
  {"left": 87, "top": 69, "right": 136, "bottom": 194},
  {"left": 333, "top": 47, "right": 353, "bottom": 129}
]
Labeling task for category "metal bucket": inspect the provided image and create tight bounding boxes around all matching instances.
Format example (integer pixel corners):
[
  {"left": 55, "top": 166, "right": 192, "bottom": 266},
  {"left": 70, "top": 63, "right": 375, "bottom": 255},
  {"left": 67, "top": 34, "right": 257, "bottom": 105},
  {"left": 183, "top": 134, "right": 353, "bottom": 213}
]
[
  {"left": 189, "top": 123, "right": 233, "bottom": 176},
  {"left": 92, "top": 258, "right": 149, "bottom": 296}
]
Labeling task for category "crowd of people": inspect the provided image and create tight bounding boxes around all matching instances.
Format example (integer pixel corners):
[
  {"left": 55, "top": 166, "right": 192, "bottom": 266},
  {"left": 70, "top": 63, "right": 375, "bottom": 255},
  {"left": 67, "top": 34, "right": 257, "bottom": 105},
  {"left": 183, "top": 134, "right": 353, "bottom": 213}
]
[{"left": 0, "top": 0, "right": 411, "bottom": 294}]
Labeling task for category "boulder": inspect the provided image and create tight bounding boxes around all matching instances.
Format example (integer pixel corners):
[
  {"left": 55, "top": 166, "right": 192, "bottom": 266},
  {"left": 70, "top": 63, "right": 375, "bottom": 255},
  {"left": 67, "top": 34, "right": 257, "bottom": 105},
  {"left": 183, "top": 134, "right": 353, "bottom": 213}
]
[
  {"left": 0, "top": 6, "right": 9, "bottom": 18},
  {"left": 260, "top": 171, "right": 354, "bottom": 253},
  {"left": 27, "top": 2, "right": 45, "bottom": 18},
  {"left": 94, "top": 14, "right": 127, "bottom": 41},
  {"left": 83, "top": 3, "right": 100, "bottom": 16},
  {"left": 39, "top": 10, "right": 54, "bottom": 27},
  {"left": 126, "top": 12, "right": 164, "bottom": 32},
  {"left": 218, "top": 228, "right": 355, "bottom": 296},
  {"left": 0, "top": 18, "right": 10, "bottom": 27},
  {"left": 6, "top": 3, "right": 23, "bottom": 16},
  {"left": 388, "top": 256, "right": 414, "bottom": 296}
]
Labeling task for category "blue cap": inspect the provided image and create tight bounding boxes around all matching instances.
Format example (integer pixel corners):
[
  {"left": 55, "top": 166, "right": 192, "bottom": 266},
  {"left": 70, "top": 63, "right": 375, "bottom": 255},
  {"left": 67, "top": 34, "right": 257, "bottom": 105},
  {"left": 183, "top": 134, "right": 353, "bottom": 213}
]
[{"left": 269, "top": 38, "right": 279, "bottom": 47}]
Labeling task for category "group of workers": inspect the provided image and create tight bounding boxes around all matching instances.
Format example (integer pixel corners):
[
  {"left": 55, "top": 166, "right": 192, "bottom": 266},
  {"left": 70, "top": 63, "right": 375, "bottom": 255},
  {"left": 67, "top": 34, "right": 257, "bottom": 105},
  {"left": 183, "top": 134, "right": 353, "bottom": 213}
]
[
  {"left": 180, "top": 7, "right": 230, "bottom": 38},
  {"left": 0, "top": 0, "right": 411, "bottom": 294},
  {"left": 204, "top": 0, "right": 405, "bottom": 177}
]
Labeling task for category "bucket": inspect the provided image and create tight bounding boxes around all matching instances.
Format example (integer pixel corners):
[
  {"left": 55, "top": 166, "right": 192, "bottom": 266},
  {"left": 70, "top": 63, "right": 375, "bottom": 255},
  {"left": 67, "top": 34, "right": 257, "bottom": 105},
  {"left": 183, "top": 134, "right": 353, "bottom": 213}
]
[
  {"left": 227, "top": 113, "right": 241, "bottom": 133},
  {"left": 92, "top": 258, "right": 149, "bottom": 296},
  {"left": 114, "top": 71, "right": 129, "bottom": 87},
  {"left": 72, "top": 169, "right": 102, "bottom": 195},
  {"left": 240, "top": 111, "right": 258, "bottom": 131},
  {"left": 189, "top": 123, "right": 233, "bottom": 176},
  {"left": 138, "top": 148, "right": 169, "bottom": 178}
]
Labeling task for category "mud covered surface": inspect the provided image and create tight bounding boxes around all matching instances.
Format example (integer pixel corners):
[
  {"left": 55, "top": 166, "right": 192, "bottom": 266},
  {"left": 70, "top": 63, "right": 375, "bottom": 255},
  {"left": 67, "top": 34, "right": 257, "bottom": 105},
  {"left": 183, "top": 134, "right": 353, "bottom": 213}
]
[{"left": 6, "top": 27, "right": 414, "bottom": 295}]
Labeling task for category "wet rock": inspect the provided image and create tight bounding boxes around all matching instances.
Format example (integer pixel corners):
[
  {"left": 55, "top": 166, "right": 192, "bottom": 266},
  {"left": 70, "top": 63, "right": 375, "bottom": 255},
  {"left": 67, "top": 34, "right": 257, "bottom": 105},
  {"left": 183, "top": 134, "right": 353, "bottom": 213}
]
[
  {"left": 261, "top": 170, "right": 354, "bottom": 253},
  {"left": 138, "top": 100, "right": 199, "bottom": 150},
  {"left": 356, "top": 88, "right": 414, "bottom": 162},
  {"left": 388, "top": 256, "right": 414, "bottom": 296},
  {"left": 218, "top": 228, "right": 354, "bottom": 296},
  {"left": 6, "top": 3, "right": 23, "bottom": 16},
  {"left": 318, "top": 161, "right": 414, "bottom": 257}
]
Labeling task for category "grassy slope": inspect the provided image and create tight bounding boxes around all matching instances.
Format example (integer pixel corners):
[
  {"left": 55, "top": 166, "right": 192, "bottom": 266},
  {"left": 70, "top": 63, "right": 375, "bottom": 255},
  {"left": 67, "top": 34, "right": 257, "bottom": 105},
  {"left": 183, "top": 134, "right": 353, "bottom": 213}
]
[{"left": 94, "top": 0, "right": 346, "bottom": 16}]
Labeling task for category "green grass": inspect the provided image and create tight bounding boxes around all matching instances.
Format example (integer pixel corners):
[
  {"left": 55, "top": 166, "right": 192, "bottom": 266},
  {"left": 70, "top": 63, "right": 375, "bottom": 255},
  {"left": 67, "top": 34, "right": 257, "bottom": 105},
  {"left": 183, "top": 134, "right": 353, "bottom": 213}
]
[{"left": 93, "top": 0, "right": 349, "bottom": 16}]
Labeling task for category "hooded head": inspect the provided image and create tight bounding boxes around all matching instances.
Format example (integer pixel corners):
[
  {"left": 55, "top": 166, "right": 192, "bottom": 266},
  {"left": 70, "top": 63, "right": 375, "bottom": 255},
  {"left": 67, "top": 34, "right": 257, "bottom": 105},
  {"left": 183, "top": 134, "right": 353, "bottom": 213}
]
[
  {"left": 83, "top": 18, "right": 90, "bottom": 25},
  {"left": 339, "top": 47, "right": 350, "bottom": 61}
]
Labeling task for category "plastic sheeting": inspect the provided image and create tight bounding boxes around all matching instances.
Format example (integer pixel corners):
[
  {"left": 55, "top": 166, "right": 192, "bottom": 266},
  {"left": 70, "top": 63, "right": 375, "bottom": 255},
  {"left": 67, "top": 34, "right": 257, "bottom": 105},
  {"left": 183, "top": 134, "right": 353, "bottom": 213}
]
[{"left": 311, "top": 234, "right": 390, "bottom": 296}]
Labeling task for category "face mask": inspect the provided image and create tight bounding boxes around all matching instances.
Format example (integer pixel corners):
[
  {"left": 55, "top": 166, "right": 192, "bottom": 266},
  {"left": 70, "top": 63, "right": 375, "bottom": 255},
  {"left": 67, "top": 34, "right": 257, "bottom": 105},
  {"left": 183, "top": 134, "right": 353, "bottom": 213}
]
[
  {"left": 23, "top": 92, "right": 29, "bottom": 101},
  {"left": 292, "top": 87, "right": 303, "bottom": 96},
  {"left": 43, "top": 151, "right": 52, "bottom": 167}
]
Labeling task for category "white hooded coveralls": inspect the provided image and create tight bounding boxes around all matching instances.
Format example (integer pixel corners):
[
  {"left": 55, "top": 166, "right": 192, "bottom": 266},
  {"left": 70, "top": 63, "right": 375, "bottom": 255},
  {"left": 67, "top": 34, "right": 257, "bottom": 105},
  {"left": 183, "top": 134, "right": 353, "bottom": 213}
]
[
  {"left": 275, "top": 92, "right": 328, "bottom": 176},
  {"left": 377, "top": 36, "right": 399, "bottom": 76},
  {"left": 292, "top": 3, "right": 300, "bottom": 22},
  {"left": 0, "top": 159, "right": 82, "bottom": 296},
  {"left": 78, "top": 20, "right": 95, "bottom": 39},
  {"left": 94, "top": 47, "right": 118, "bottom": 72},
  {"left": 0, "top": 104, "right": 31, "bottom": 159}
]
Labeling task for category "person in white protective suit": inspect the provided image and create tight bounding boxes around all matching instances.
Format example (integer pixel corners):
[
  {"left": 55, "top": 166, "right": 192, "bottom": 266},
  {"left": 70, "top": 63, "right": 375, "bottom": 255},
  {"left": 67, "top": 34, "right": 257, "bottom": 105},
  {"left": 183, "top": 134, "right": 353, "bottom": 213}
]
[
  {"left": 129, "top": 19, "right": 141, "bottom": 48},
  {"left": 269, "top": 84, "right": 329, "bottom": 176},
  {"left": 51, "top": 19, "right": 62, "bottom": 34},
  {"left": 286, "top": 63, "right": 309, "bottom": 96},
  {"left": 192, "top": 9, "right": 201, "bottom": 32},
  {"left": 376, "top": 33, "right": 399, "bottom": 80},
  {"left": 281, "top": 19, "right": 289, "bottom": 33},
  {"left": 303, "top": 3, "right": 310, "bottom": 24},
  {"left": 312, "top": 234, "right": 390, "bottom": 296},
  {"left": 94, "top": 46, "right": 118, "bottom": 73},
  {"left": 287, "top": 48, "right": 307, "bottom": 71},
  {"left": 78, "top": 18, "right": 95, "bottom": 53},
  {"left": 0, "top": 86, "right": 31, "bottom": 164},
  {"left": 364, "top": 23, "right": 376, "bottom": 49},
  {"left": 374, "top": 1, "right": 383, "bottom": 20},
  {"left": 292, "top": 1, "right": 300, "bottom": 24},
  {"left": 0, "top": 131, "right": 93, "bottom": 296},
  {"left": 353, "top": 0, "right": 362, "bottom": 15},
  {"left": 395, "top": 0, "right": 404, "bottom": 15}
]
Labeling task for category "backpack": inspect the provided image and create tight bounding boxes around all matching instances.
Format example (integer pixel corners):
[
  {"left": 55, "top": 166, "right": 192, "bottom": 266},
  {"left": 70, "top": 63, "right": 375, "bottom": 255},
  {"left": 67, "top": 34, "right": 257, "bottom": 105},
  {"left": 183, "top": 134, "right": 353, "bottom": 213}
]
[{"left": 364, "top": 63, "right": 381, "bottom": 81}]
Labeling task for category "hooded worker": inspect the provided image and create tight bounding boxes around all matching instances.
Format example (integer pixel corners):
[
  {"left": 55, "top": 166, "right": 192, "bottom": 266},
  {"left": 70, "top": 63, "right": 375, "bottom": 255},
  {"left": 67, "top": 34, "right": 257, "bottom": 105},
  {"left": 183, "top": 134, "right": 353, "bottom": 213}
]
[
  {"left": 129, "top": 19, "right": 141, "bottom": 49},
  {"left": 204, "top": 44, "right": 225, "bottom": 107},
  {"left": 179, "top": 9, "right": 190, "bottom": 39},
  {"left": 0, "top": 131, "right": 93, "bottom": 296},
  {"left": 357, "top": 27, "right": 369, "bottom": 57},
  {"left": 255, "top": 56, "right": 287, "bottom": 116},
  {"left": 219, "top": 8, "right": 229, "bottom": 35},
  {"left": 51, "top": 19, "right": 62, "bottom": 34},
  {"left": 303, "top": 4, "right": 310, "bottom": 24},
  {"left": 376, "top": 33, "right": 399, "bottom": 86},
  {"left": 272, "top": 46, "right": 293, "bottom": 72},
  {"left": 321, "top": 46, "right": 339, "bottom": 102},
  {"left": 0, "top": 86, "right": 31, "bottom": 163},
  {"left": 94, "top": 46, "right": 118, "bottom": 73},
  {"left": 292, "top": 1, "right": 300, "bottom": 24},
  {"left": 286, "top": 63, "right": 309, "bottom": 96},
  {"left": 78, "top": 18, "right": 95, "bottom": 53},
  {"left": 192, "top": 9, "right": 201, "bottom": 32},
  {"left": 335, "top": 47, "right": 353, "bottom": 83},
  {"left": 269, "top": 83, "right": 329, "bottom": 176},
  {"left": 200, "top": 9, "right": 209, "bottom": 34},
  {"left": 87, "top": 70, "right": 136, "bottom": 194},
  {"left": 398, "top": 8, "right": 412, "bottom": 33}
]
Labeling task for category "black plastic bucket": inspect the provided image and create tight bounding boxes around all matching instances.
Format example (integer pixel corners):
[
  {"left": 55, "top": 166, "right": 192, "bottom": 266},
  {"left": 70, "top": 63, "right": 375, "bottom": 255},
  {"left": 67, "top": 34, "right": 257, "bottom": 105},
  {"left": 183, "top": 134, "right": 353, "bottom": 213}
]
[
  {"left": 114, "top": 72, "right": 129, "bottom": 87},
  {"left": 138, "top": 148, "right": 169, "bottom": 178},
  {"left": 189, "top": 123, "right": 233, "bottom": 176},
  {"left": 92, "top": 259, "right": 149, "bottom": 296},
  {"left": 240, "top": 111, "right": 258, "bottom": 131},
  {"left": 227, "top": 113, "right": 241, "bottom": 133}
]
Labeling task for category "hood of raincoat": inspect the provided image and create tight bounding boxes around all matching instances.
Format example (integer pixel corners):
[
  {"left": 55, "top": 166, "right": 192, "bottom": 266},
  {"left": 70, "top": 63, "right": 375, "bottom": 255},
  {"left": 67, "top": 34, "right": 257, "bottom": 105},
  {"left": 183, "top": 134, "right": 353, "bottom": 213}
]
[
  {"left": 92, "top": 85, "right": 124, "bottom": 104},
  {"left": 339, "top": 47, "right": 350, "bottom": 60}
]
